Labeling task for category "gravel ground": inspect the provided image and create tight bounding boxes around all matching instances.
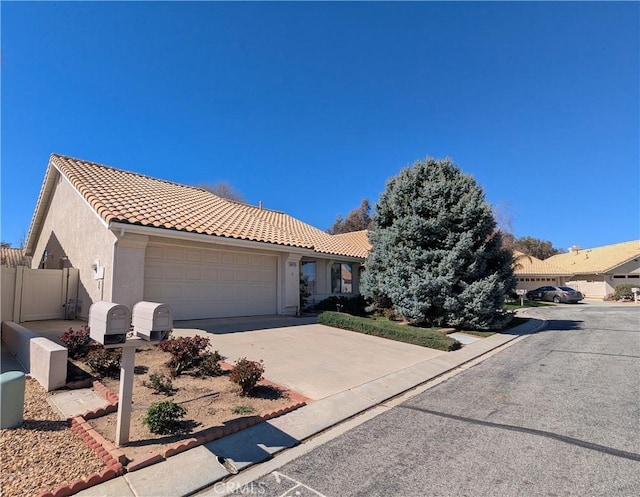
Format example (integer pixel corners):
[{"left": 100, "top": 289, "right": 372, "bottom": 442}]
[{"left": 0, "top": 377, "right": 106, "bottom": 497}]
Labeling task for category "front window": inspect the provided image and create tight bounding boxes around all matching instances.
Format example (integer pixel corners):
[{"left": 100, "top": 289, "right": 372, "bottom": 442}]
[
  {"left": 301, "top": 261, "right": 316, "bottom": 294},
  {"left": 331, "top": 262, "right": 352, "bottom": 294}
]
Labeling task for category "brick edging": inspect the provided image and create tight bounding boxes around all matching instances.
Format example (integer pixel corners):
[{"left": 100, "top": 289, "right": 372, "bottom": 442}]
[
  {"left": 40, "top": 370, "right": 308, "bottom": 495},
  {"left": 127, "top": 368, "right": 310, "bottom": 471},
  {"left": 132, "top": 399, "right": 307, "bottom": 470},
  {"left": 36, "top": 415, "right": 125, "bottom": 497},
  {"left": 35, "top": 379, "right": 123, "bottom": 497}
]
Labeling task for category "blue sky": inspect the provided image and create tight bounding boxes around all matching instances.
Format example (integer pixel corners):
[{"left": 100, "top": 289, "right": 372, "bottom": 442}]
[{"left": 2, "top": 1, "right": 638, "bottom": 252}]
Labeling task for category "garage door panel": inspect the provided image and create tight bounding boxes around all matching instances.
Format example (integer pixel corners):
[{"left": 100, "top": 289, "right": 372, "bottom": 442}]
[
  {"left": 147, "top": 246, "right": 163, "bottom": 259},
  {"left": 165, "top": 266, "right": 185, "bottom": 280},
  {"left": 165, "top": 282, "right": 187, "bottom": 299},
  {"left": 165, "top": 248, "right": 184, "bottom": 261},
  {"left": 145, "top": 264, "right": 163, "bottom": 280},
  {"left": 202, "top": 267, "right": 218, "bottom": 280},
  {"left": 236, "top": 254, "right": 250, "bottom": 266},
  {"left": 144, "top": 243, "right": 277, "bottom": 320},
  {"left": 204, "top": 252, "right": 219, "bottom": 264},
  {"left": 221, "top": 253, "right": 235, "bottom": 265},
  {"left": 233, "top": 286, "right": 249, "bottom": 299},
  {"left": 186, "top": 250, "right": 202, "bottom": 263},
  {"left": 144, "top": 284, "right": 163, "bottom": 301},
  {"left": 184, "top": 267, "right": 202, "bottom": 281},
  {"left": 248, "top": 286, "right": 272, "bottom": 299}
]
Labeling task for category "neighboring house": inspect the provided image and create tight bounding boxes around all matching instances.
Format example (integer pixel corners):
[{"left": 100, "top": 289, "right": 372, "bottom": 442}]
[
  {"left": 546, "top": 240, "right": 640, "bottom": 299},
  {"left": 0, "top": 247, "right": 32, "bottom": 268},
  {"left": 512, "top": 251, "right": 572, "bottom": 292},
  {"left": 24, "top": 154, "right": 369, "bottom": 321}
]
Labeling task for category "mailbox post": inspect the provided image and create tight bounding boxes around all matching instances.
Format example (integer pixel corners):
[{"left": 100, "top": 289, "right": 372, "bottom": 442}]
[
  {"left": 88, "top": 301, "right": 172, "bottom": 446},
  {"left": 516, "top": 289, "right": 527, "bottom": 307},
  {"left": 632, "top": 287, "right": 639, "bottom": 304},
  {"left": 113, "top": 338, "right": 142, "bottom": 446}
]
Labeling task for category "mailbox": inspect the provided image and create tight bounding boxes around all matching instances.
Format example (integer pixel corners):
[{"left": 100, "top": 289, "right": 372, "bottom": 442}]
[
  {"left": 132, "top": 301, "right": 173, "bottom": 341},
  {"left": 88, "top": 301, "right": 130, "bottom": 345}
]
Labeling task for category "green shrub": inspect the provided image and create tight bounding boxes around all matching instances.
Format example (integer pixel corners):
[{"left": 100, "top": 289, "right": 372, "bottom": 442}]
[
  {"left": 300, "top": 275, "right": 311, "bottom": 311},
  {"left": 143, "top": 373, "right": 175, "bottom": 395},
  {"left": 314, "top": 295, "right": 368, "bottom": 316},
  {"left": 59, "top": 325, "right": 92, "bottom": 359},
  {"left": 85, "top": 348, "right": 121, "bottom": 378},
  {"left": 231, "top": 405, "right": 254, "bottom": 415},
  {"left": 613, "top": 284, "right": 634, "bottom": 300},
  {"left": 143, "top": 401, "right": 187, "bottom": 435},
  {"left": 229, "top": 358, "right": 265, "bottom": 396},
  {"left": 198, "top": 351, "right": 224, "bottom": 377},
  {"left": 382, "top": 307, "right": 400, "bottom": 321},
  {"left": 318, "top": 311, "right": 461, "bottom": 351},
  {"left": 158, "top": 335, "right": 211, "bottom": 376}
]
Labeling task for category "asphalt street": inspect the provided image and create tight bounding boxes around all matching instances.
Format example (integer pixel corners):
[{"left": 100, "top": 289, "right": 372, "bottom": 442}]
[{"left": 232, "top": 304, "right": 640, "bottom": 497}]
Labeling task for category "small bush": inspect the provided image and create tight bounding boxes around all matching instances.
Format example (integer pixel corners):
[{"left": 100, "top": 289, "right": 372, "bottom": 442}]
[
  {"left": 85, "top": 348, "right": 121, "bottom": 378},
  {"left": 300, "top": 275, "right": 311, "bottom": 311},
  {"left": 143, "top": 401, "right": 187, "bottom": 435},
  {"left": 613, "top": 284, "right": 634, "bottom": 300},
  {"left": 59, "top": 325, "right": 92, "bottom": 359},
  {"left": 158, "top": 335, "right": 211, "bottom": 376},
  {"left": 314, "top": 295, "right": 368, "bottom": 316},
  {"left": 229, "top": 358, "right": 265, "bottom": 396},
  {"left": 231, "top": 405, "right": 254, "bottom": 415},
  {"left": 382, "top": 307, "right": 400, "bottom": 321},
  {"left": 198, "top": 350, "right": 224, "bottom": 377},
  {"left": 318, "top": 311, "right": 461, "bottom": 351},
  {"left": 143, "top": 373, "right": 175, "bottom": 395}
]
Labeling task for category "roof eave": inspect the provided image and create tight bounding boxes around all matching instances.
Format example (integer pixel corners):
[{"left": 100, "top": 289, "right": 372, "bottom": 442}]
[
  {"left": 109, "top": 222, "right": 317, "bottom": 256},
  {"left": 24, "top": 160, "right": 59, "bottom": 256}
]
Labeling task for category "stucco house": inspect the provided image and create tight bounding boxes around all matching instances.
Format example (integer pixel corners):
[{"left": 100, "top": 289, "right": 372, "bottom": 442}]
[
  {"left": 24, "top": 154, "right": 370, "bottom": 320},
  {"left": 546, "top": 240, "right": 640, "bottom": 299},
  {"left": 513, "top": 241, "right": 640, "bottom": 299},
  {"left": 512, "top": 251, "right": 572, "bottom": 293}
]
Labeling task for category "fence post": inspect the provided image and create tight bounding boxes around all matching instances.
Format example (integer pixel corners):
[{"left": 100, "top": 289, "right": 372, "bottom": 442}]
[{"left": 13, "top": 266, "right": 24, "bottom": 322}]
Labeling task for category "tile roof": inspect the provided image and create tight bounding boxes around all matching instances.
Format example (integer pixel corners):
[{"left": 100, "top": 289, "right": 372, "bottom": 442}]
[
  {"left": 1, "top": 247, "right": 32, "bottom": 267},
  {"left": 45, "top": 154, "right": 368, "bottom": 259},
  {"left": 512, "top": 251, "right": 571, "bottom": 276},
  {"left": 546, "top": 240, "right": 640, "bottom": 274},
  {"left": 333, "top": 230, "right": 372, "bottom": 254}
]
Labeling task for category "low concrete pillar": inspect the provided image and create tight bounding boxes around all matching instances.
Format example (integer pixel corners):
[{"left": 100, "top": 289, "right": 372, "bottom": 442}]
[
  {"left": 0, "top": 371, "right": 25, "bottom": 429},
  {"left": 30, "top": 337, "right": 67, "bottom": 392}
]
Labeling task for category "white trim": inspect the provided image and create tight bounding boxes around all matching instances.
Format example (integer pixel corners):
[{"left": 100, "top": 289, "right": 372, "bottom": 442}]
[
  {"left": 301, "top": 253, "right": 365, "bottom": 264},
  {"left": 109, "top": 222, "right": 314, "bottom": 256}
]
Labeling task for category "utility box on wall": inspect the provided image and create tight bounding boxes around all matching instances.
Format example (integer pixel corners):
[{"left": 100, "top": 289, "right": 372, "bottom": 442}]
[
  {"left": 88, "top": 301, "right": 130, "bottom": 345},
  {"left": 132, "top": 301, "right": 172, "bottom": 341}
]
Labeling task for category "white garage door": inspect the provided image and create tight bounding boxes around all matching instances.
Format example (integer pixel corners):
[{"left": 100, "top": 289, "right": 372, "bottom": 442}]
[{"left": 144, "top": 244, "right": 277, "bottom": 320}]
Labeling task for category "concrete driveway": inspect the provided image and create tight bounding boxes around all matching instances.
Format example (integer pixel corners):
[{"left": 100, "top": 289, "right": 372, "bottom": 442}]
[{"left": 173, "top": 316, "right": 445, "bottom": 400}]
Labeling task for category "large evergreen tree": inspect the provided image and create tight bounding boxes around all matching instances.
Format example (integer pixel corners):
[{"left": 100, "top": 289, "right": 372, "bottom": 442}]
[{"left": 361, "top": 158, "right": 515, "bottom": 330}]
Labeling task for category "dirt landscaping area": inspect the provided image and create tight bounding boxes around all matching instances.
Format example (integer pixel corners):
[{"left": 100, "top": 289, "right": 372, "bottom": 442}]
[
  {"left": 0, "top": 377, "right": 105, "bottom": 497},
  {"left": 77, "top": 344, "right": 301, "bottom": 464},
  {"left": 0, "top": 341, "right": 303, "bottom": 497}
]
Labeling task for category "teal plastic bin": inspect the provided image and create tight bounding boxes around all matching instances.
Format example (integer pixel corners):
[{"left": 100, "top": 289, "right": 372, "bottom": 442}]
[{"left": 1, "top": 371, "right": 25, "bottom": 429}]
